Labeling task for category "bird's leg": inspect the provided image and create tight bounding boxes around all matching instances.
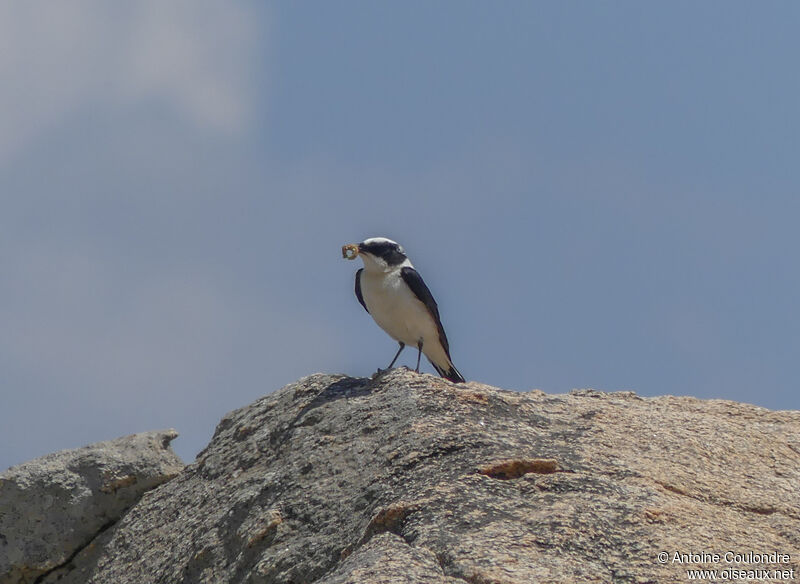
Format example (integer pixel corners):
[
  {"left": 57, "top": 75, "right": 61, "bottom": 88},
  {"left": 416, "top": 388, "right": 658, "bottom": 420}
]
[
  {"left": 385, "top": 342, "right": 405, "bottom": 370},
  {"left": 415, "top": 340, "right": 423, "bottom": 373}
]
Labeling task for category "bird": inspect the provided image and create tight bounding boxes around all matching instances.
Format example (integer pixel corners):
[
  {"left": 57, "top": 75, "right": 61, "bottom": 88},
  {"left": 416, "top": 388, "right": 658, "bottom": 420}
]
[{"left": 343, "top": 237, "right": 465, "bottom": 383}]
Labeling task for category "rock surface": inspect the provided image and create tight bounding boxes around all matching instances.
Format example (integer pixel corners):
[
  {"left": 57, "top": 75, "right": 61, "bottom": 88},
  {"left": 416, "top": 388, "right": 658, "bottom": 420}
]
[
  {"left": 4, "top": 371, "right": 800, "bottom": 583},
  {"left": 0, "top": 430, "right": 183, "bottom": 584}
]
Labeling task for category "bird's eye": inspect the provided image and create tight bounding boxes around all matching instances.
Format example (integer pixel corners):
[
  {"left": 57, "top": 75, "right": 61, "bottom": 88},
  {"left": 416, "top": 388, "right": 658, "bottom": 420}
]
[{"left": 398, "top": 246, "right": 405, "bottom": 254}]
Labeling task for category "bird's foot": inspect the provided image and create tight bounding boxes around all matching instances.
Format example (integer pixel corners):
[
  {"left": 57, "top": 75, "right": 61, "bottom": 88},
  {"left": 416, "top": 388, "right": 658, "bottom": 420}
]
[{"left": 373, "top": 366, "right": 417, "bottom": 379}]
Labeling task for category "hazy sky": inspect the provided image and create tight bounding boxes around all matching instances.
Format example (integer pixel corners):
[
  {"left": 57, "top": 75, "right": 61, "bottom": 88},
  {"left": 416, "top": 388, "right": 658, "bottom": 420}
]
[{"left": 3, "top": 2, "right": 799, "bottom": 470}]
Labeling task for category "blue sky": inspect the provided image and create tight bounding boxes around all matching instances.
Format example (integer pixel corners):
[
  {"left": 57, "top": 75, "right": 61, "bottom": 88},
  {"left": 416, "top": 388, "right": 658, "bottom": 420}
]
[{"left": 2, "top": 2, "right": 798, "bottom": 470}]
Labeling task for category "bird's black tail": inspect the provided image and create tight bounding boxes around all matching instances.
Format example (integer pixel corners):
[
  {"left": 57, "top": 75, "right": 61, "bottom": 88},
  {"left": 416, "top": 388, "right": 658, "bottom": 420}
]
[{"left": 433, "top": 361, "right": 465, "bottom": 383}]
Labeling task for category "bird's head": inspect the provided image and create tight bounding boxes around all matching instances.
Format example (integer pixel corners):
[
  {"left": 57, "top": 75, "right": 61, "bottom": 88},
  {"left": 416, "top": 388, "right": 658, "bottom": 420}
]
[{"left": 351, "top": 237, "right": 410, "bottom": 272}]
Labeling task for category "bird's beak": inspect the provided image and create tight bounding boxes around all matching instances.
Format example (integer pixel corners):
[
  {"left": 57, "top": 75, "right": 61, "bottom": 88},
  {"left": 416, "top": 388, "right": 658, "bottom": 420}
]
[{"left": 342, "top": 243, "right": 360, "bottom": 260}]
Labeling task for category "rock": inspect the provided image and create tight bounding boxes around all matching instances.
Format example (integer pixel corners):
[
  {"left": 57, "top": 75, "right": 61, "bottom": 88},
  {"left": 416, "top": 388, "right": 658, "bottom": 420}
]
[
  {"left": 0, "top": 430, "right": 183, "bottom": 584},
  {"left": 4, "top": 371, "right": 800, "bottom": 583}
]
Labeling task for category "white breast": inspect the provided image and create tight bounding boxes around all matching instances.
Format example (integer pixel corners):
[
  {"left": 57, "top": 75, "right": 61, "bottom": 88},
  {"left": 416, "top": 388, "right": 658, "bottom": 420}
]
[{"left": 360, "top": 269, "right": 439, "bottom": 349}]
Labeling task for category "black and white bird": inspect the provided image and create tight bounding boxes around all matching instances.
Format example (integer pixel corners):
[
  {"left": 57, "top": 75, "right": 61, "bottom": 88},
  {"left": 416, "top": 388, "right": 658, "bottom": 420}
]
[{"left": 343, "top": 237, "right": 464, "bottom": 383}]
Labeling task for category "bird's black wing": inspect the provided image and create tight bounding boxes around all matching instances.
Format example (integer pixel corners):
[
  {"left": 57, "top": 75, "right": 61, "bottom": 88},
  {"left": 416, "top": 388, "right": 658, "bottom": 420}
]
[
  {"left": 355, "top": 268, "right": 368, "bottom": 313},
  {"left": 400, "top": 266, "right": 451, "bottom": 356}
]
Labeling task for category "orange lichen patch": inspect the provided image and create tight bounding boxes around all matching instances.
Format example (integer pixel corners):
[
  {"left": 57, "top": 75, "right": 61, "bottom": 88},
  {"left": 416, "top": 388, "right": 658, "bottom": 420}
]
[
  {"left": 236, "top": 425, "right": 254, "bottom": 439},
  {"left": 455, "top": 389, "right": 490, "bottom": 405},
  {"left": 100, "top": 474, "right": 138, "bottom": 493},
  {"left": 246, "top": 509, "right": 283, "bottom": 547},
  {"left": 478, "top": 458, "right": 560, "bottom": 479},
  {"left": 359, "top": 500, "right": 423, "bottom": 545},
  {"left": 655, "top": 480, "right": 689, "bottom": 496},
  {"left": 367, "top": 502, "right": 418, "bottom": 532},
  {"left": 643, "top": 508, "right": 666, "bottom": 522}
]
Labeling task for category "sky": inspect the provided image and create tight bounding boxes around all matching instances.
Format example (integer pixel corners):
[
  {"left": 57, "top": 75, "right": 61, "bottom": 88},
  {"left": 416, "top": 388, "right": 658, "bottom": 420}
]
[{"left": 2, "top": 2, "right": 799, "bottom": 470}]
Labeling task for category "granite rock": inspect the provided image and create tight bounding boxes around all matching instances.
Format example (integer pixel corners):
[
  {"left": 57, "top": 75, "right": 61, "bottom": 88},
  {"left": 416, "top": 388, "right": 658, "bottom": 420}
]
[
  {"left": 5, "top": 370, "right": 800, "bottom": 583},
  {"left": 0, "top": 430, "right": 183, "bottom": 584}
]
